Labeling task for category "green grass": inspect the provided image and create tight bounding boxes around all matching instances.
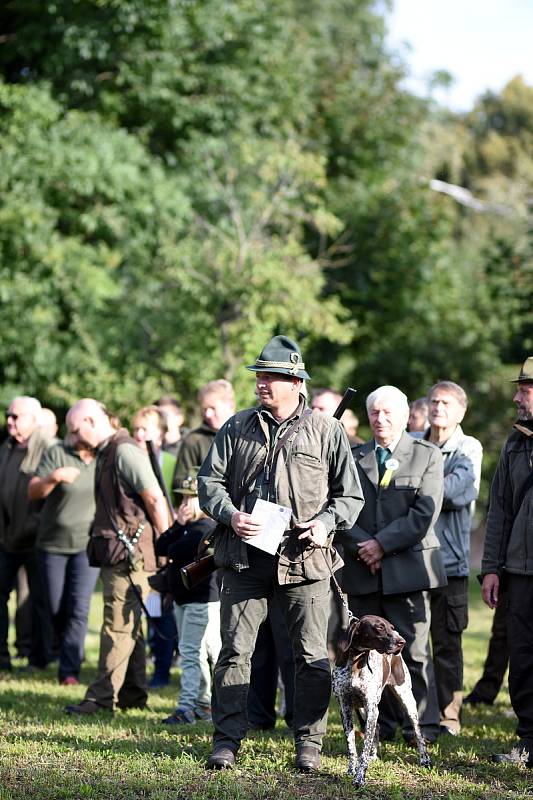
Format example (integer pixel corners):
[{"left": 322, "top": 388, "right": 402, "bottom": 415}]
[{"left": 0, "top": 578, "right": 530, "bottom": 799}]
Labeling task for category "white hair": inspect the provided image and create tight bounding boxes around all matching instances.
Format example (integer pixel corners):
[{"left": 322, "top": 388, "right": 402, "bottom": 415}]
[
  {"left": 12, "top": 396, "right": 42, "bottom": 418},
  {"left": 366, "top": 385, "right": 409, "bottom": 415}
]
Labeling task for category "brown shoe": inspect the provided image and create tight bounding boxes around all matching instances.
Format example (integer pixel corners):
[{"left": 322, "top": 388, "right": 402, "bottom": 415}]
[
  {"left": 65, "top": 700, "right": 111, "bottom": 715},
  {"left": 295, "top": 744, "right": 321, "bottom": 773}
]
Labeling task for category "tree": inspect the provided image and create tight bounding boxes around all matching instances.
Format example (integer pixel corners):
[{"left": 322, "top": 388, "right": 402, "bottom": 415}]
[{"left": 0, "top": 79, "right": 189, "bottom": 414}]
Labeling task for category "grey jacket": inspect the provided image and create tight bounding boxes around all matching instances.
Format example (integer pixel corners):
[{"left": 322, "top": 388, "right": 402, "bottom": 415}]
[
  {"left": 429, "top": 425, "right": 483, "bottom": 578},
  {"left": 481, "top": 421, "right": 533, "bottom": 577},
  {"left": 337, "top": 431, "right": 447, "bottom": 596},
  {"left": 198, "top": 403, "right": 364, "bottom": 584}
]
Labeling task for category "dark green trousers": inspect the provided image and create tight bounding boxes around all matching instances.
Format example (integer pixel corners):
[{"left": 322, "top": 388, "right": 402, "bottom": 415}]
[
  {"left": 430, "top": 576, "right": 469, "bottom": 732},
  {"left": 212, "top": 550, "right": 331, "bottom": 753},
  {"left": 470, "top": 588, "right": 508, "bottom": 703},
  {"left": 507, "top": 574, "right": 533, "bottom": 747}
]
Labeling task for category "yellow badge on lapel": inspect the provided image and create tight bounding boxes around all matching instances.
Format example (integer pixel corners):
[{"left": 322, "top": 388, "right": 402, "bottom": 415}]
[{"left": 380, "top": 458, "right": 399, "bottom": 488}]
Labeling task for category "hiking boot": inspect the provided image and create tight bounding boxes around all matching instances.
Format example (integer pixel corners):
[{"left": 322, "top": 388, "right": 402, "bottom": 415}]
[
  {"left": 295, "top": 744, "right": 321, "bottom": 773},
  {"left": 206, "top": 747, "right": 236, "bottom": 769}
]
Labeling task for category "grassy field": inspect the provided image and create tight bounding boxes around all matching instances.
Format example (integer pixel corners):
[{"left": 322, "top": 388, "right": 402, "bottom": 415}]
[{"left": 0, "top": 578, "right": 530, "bottom": 800}]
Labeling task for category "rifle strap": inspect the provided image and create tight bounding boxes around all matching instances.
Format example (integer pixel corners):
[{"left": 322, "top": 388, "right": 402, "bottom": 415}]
[{"left": 126, "top": 572, "right": 178, "bottom": 642}]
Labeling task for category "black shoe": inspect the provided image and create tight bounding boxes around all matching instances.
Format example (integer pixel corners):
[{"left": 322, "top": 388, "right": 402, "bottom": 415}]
[
  {"left": 492, "top": 747, "right": 533, "bottom": 767},
  {"left": 295, "top": 744, "right": 321, "bottom": 773},
  {"left": 464, "top": 690, "right": 493, "bottom": 706},
  {"left": 206, "top": 747, "right": 236, "bottom": 770},
  {"left": 440, "top": 725, "right": 459, "bottom": 736},
  {"left": 65, "top": 700, "right": 111, "bottom": 716}
]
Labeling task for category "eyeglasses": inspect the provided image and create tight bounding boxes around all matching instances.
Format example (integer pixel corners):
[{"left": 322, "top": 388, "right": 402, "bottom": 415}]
[{"left": 5, "top": 412, "right": 18, "bottom": 420}]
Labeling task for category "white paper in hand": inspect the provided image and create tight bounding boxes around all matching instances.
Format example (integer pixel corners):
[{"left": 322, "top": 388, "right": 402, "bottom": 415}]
[
  {"left": 144, "top": 591, "right": 162, "bottom": 618},
  {"left": 246, "top": 498, "right": 292, "bottom": 555}
]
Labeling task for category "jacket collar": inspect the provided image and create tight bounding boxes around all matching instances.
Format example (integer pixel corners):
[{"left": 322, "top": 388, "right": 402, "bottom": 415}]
[
  {"left": 424, "top": 424, "right": 464, "bottom": 452},
  {"left": 514, "top": 420, "right": 533, "bottom": 438},
  {"left": 355, "top": 430, "right": 413, "bottom": 487}
]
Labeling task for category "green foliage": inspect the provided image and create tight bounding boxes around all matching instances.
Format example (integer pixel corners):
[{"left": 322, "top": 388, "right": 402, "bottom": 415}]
[
  {"left": 0, "top": 79, "right": 189, "bottom": 413},
  {"left": 0, "top": 0, "right": 531, "bottom": 456}
]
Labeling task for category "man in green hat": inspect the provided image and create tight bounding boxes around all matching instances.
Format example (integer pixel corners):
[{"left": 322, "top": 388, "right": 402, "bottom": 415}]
[
  {"left": 481, "top": 357, "right": 533, "bottom": 767},
  {"left": 198, "top": 335, "right": 364, "bottom": 772}
]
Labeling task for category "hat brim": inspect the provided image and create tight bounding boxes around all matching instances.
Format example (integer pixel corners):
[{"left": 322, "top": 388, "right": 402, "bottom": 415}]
[
  {"left": 245, "top": 365, "right": 310, "bottom": 380},
  {"left": 173, "top": 488, "right": 198, "bottom": 496},
  {"left": 510, "top": 378, "right": 533, "bottom": 383}
]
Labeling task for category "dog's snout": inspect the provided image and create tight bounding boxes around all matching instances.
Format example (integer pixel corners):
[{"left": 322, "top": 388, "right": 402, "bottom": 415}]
[{"left": 393, "top": 634, "right": 406, "bottom": 653}]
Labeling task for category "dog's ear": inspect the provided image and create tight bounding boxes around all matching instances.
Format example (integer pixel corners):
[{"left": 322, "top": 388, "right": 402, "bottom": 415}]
[
  {"left": 389, "top": 654, "right": 406, "bottom": 686},
  {"left": 336, "top": 619, "right": 360, "bottom": 663}
]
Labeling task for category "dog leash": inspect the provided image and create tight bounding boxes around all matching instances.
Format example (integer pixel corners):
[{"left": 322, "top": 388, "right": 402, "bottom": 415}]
[{"left": 319, "top": 546, "right": 358, "bottom": 624}]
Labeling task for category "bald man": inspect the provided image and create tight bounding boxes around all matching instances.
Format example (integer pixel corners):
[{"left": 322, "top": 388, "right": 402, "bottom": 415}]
[
  {"left": 64, "top": 399, "right": 170, "bottom": 715},
  {"left": 0, "top": 396, "right": 53, "bottom": 670}
]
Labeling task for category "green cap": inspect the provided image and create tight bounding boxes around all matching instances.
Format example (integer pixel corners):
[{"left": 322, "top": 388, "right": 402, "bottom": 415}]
[
  {"left": 511, "top": 357, "right": 533, "bottom": 383},
  {"left": 174, "top": 467, "right": 200, "bottom": 496},
  {"left": 246, "top": 335, "right": 310, "bottom": 380}
]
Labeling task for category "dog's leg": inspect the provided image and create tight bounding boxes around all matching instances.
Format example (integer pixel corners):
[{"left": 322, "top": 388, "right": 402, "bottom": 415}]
[
  {"left": 391, "top": 681, "right": 431, "bottom": 768},
  {"left": 338, "top": 697, "right": 359, "bottom": 777},
  {"left": 354, "top": 693, "right": 380, "bottom": 788}
]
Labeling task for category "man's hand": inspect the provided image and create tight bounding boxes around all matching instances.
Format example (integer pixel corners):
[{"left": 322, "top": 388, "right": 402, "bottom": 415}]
[
  {"left": 176, "top": 503, "right": 194, "bottom": 526},
  {"left": 297, "top": 519, "right": 328, "bottom": 547},
  {"left": 52, "top": 466, "right": 81, "bottom": 484},
  {"left": 231, "top": 511, "right": 264, "bottom": 539},
  {"left": 482, "top": 573, "right": 500, "bottom": 609},
  {"left": 357, "top": 539, "right": 384, "bottom": 568}
]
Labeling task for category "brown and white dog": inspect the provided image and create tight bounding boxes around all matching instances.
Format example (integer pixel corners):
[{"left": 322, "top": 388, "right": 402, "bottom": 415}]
[{"left": 332, "top": 614, "right": 431, "bottom": 788}]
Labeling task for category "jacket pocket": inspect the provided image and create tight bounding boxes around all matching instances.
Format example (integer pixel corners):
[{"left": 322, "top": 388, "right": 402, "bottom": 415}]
[
  {"left": 291, "top": 451, "right": 322, "bottom": 469},
  {"left": 393, "top": 477, "right": 421, "bottom": 489}
]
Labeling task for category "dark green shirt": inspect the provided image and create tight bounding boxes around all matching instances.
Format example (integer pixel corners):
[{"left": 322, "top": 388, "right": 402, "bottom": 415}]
[{"left": 35, "top": 443, "right": 96, "bottom": 554}]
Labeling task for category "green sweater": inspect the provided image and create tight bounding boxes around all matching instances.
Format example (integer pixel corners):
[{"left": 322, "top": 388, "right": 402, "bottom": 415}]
[{"left": 35, "top": 443, "right": 96, "bottom": 554}]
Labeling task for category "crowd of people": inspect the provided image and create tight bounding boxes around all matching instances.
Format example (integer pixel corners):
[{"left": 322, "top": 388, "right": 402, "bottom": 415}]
[{"left": 0, "top": 338, "right": 532, "bottom": 774}]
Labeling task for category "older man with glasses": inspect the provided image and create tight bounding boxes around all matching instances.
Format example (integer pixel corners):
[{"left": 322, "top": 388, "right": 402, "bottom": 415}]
[{"left": 0, "top": 396, "right": 54, "bottom": 671}]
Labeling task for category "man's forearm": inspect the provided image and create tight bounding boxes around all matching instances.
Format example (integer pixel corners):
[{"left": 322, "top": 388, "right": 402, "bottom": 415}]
[
  {"left": 141, "top": 489, "right": 171, "bottom": 533},
  {"left": 28, "top": 474, "right": 57, "bottom": 501}
]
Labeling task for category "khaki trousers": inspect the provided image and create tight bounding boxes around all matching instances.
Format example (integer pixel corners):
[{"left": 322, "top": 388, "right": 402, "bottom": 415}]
[{"left": 85, "top": 562, "right": 153, "bottom": 710}]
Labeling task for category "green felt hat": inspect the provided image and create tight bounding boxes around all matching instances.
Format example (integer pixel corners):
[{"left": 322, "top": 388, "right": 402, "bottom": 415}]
[
  {"left": 174, "top": 467, "right": 200, "bottom": 496},
  {"left": 246, "top": 335, "right": 310, "bottom": 380},
  {"left": 511, "top": 357, "right": 533, "bottom": 383}
]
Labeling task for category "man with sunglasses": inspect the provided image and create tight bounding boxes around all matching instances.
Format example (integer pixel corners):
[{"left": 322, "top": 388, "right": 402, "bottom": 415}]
[{"left": 0, "top": 396, "right": 53, "bottom": 671}]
